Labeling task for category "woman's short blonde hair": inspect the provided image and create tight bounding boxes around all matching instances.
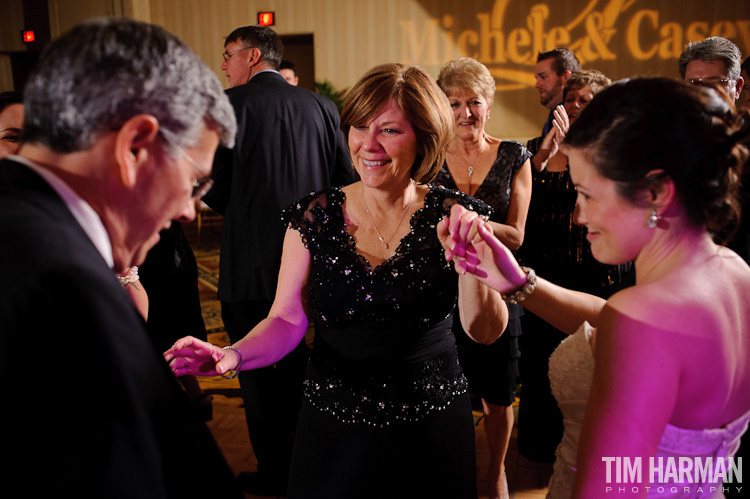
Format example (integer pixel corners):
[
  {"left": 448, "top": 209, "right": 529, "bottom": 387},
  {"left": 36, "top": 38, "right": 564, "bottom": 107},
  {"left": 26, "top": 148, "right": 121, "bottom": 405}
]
[
  {"left": 341, "top": 63, "right": 453, "bottom": 184},
  {"left": 436, "top": 57, "right": 496, "bottom": 105}
]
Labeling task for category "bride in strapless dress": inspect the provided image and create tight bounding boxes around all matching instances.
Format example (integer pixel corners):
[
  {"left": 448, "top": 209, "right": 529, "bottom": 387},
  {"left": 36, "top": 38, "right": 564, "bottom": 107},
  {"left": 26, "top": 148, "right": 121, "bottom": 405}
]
[{"left": 441, "top": 78, "right": 750, "bottom": 498}]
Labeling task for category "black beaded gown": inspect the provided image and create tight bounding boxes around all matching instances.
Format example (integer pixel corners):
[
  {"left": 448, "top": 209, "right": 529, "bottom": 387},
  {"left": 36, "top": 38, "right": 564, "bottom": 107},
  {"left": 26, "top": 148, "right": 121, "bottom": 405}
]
[
  {"left": 281, "top": 185, "right": 491, "bottom": 499},
  {"left": 433, "top": 141, "right": 531, "bottom": 407}
]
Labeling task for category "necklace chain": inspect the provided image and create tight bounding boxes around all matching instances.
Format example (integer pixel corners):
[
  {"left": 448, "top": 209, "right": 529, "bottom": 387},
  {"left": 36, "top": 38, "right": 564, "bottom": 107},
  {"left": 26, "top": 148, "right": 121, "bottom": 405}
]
[
  {"left": 361, "top": 184, "right": 414, "bottom": 250},
  {"left": 454, "top": 135, "right": 485, "bottom": 178}
]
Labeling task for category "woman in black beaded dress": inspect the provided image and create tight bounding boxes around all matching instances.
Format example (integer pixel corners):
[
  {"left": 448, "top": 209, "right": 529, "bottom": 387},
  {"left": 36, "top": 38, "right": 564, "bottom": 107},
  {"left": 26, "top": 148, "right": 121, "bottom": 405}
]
[
  {"left": 165, "top": 64, "right": 509, "bottom": 499},
  {"left": 518, "top": 70, "right": 634, "bottom": 464},
  {"left": 432, "top": 57, "right": 532, "bottom": 499}
]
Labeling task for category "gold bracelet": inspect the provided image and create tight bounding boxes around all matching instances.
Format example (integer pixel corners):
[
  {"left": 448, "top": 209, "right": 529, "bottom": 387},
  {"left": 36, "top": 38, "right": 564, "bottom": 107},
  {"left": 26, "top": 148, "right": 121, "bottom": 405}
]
[
  {"left": 501, "top": 267, "right": 537, "bottom": 304},
  {"left": 220, "top": 345, "right": 242, "bottom": 379}
]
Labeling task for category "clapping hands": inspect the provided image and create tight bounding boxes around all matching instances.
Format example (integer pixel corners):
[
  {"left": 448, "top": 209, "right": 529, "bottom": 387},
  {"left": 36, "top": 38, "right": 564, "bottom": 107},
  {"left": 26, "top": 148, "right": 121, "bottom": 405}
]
[{"left": 535, "top": 104, "right": 570, "bottom": 172}]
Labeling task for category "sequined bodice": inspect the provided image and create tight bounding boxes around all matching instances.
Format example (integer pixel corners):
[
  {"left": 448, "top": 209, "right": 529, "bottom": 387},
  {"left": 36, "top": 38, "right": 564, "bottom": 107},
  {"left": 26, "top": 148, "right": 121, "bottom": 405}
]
[{"left": 282, "top": 185, "right": 491, "bottom": 426}]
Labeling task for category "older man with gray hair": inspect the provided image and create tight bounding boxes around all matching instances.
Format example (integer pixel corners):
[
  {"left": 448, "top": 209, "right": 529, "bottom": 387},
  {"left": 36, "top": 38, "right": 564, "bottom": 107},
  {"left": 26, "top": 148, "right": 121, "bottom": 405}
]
[
  {"left": 0, "top": 18, "right": 240, "bottom": 498},
  {"left": 679, "top": 35, "right": 744, "bottom": 101}
]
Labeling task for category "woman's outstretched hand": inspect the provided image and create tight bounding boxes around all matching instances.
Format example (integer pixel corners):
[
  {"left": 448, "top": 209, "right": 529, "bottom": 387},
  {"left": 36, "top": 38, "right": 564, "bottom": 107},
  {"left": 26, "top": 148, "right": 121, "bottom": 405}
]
[
  {"left": 437, "top": 204, "right": 528, "bottom": 293},
  {"left": 164, "top": 336, "right": 240, "bottom": 378}
]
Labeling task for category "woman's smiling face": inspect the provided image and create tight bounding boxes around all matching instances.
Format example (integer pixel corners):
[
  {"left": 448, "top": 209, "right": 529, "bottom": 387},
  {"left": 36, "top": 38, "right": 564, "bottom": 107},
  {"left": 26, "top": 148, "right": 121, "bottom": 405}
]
[
  {"left": 568, "top": 147, "right": 651, "bottom": 265},
  {"left": 447, "top": 89, "right": 490, "bottom": 140},
  {"left": 348, "top": 99, "right": 418, "bottom": 189}
]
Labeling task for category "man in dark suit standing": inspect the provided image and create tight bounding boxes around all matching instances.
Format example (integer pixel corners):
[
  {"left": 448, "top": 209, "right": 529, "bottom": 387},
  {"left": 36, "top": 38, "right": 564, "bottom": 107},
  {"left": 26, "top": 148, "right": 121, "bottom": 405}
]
[
  {"left": 0, "top": 18, "right": 240, "bottom": 498},
  {"left": 203, "top": 25, "right": 355, "bottom": 496}
]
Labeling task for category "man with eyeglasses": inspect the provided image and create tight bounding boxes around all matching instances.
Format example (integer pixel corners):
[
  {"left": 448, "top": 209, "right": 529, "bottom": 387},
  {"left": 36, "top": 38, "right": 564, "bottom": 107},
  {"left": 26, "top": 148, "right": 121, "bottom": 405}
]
[
  {"left": 679, "top": 36, "right": 744, "bottom": 102},
  {"left": 0, "top": 18, "right": 242, "bottom": 497},
  {"left": 205, "top": 25, "right": 355, "bottom": 497}
]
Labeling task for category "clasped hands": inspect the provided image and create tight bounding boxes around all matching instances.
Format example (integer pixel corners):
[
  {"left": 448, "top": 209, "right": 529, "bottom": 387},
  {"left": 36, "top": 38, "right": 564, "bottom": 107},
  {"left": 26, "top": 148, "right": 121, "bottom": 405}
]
[
  {"left": 164, "top": 336, "right": 240, "bottom": 378},
  {"left": 436, "top": 203, "right": 529, "bottom": 294}
]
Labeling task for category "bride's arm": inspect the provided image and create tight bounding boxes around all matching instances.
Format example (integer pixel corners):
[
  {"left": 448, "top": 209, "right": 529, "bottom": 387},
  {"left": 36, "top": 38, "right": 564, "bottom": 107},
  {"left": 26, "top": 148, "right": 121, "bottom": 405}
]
[
  {"left": 517, "top": 276, "right": 605, "bottom": 335},
  {"left": 444, "top": 210, "right": 606, "bottom": 335}
]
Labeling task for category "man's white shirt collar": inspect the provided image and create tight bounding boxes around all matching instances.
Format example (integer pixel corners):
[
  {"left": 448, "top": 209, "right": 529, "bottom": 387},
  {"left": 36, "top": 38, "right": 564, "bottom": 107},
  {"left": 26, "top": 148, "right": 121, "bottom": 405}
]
[{"left": 9, "top": 155, "right": 114, "bottom": 268}]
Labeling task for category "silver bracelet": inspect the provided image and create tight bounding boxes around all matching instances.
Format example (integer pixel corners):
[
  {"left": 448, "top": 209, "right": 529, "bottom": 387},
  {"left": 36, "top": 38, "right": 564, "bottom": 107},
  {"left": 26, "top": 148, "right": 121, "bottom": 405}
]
[
  {"left": 501, "top": 267, "right": 537, "bottom": 304},
  {"left": 220, "top": 345, "right": 242, "bottom": 379}
]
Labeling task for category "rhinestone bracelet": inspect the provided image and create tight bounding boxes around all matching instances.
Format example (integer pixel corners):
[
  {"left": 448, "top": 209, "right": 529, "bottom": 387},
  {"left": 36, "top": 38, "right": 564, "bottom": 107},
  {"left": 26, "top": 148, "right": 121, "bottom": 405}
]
[
  {"left": 501, "top": 267, "right": 537, "bottom": 304},
  {"left": 117, "top": 266, "right": 139, "bottom": 287},
  {"left": 220, "top": 345, "right": 242, "bottom": 379}
]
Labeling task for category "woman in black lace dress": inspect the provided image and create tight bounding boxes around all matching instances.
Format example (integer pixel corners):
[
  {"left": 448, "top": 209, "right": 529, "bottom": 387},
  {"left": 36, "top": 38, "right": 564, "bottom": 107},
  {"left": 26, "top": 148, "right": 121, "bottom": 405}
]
[
  {"left": 165, "top": 64, "right": 508, "bottom": 498},
  {"left": 433, "top": 57, "right": 532, "bottom": 499}
]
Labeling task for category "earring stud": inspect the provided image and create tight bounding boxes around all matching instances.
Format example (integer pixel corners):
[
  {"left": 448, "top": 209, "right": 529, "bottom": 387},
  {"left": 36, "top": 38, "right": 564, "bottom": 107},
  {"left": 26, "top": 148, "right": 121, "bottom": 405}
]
[{"left": 647, "top": 208, "right": 659, "bottom": 228}]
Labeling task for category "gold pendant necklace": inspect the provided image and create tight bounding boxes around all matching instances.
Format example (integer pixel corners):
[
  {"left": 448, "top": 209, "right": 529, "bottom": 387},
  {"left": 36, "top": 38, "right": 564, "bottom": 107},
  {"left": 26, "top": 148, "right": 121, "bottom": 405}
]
[{"left": 361, "top": 184, "right": 414, "bottom": 249}]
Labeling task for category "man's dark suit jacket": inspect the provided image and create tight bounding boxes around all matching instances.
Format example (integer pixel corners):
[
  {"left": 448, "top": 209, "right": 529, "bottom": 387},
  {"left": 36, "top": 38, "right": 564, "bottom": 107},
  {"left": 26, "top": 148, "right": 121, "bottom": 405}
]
[
  {"left": 203, "top": 71, "right": 355, "bottom": 304},
  {"left": 0, "top": 160, "right": 240, "bottom": 498}
]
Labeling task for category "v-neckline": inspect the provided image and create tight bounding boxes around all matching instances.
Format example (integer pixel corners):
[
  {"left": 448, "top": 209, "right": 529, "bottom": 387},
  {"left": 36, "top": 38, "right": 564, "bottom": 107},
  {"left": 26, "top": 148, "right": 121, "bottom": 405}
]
[
  {"left": 447, "top": 143, "right": 500, "bottom": 197},
  {"left": 338, "top": 185, "right": 433, "bottom": 274}
]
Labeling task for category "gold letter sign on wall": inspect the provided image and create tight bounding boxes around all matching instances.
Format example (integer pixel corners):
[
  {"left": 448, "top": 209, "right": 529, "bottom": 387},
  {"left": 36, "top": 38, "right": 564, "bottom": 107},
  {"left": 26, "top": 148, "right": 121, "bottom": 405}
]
[{"left": 399, "top": 0, "right": 749, "bottom": 138}]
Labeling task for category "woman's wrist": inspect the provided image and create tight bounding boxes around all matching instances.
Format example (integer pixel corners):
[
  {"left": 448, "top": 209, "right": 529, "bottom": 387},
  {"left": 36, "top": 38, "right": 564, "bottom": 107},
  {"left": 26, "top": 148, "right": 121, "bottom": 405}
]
[
  {"left": 501, "top": 267, "right": 537, "bottom": 304},
  {"left": 220, "top": 345, "right": 242, "bottom": 379}
]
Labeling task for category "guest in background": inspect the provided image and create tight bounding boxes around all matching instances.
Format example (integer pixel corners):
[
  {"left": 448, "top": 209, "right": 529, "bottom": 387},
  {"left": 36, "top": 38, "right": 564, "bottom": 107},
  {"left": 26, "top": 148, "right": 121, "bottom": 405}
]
[
  {"left": 0, "top": 91, "right": 23, "bottom": 159},
  {"left": 738, "top": 56, "right": 750, "bottom": 111},
  {"left": 434, "top": 57, "right": 532, "bottom": 499},
  {"left": 534, "top": 48, "right": 581, "bottom": 137},
  {"left": 446, "top": 77, "right": 750, "bottom": 498},
  {"left": 139, "top": 221, "right": 214, "bottom": 421},
  {"left": 680, "top": 36, "right": 744, "bottom": 102},
  {"left": 528, "top": 70, "right": 611, "bottom": 172},
  {"left": 519, "top": 70, "right": 634, "bottom": 465},
  {"left": 280, "top": 59, "right": 299, "bottom": 86},
  {"left": 166, "top": 63, "right": 508, "bottom": 499},
  {"left": 205, "top": 25, "right": 355, "bottom": 496}
]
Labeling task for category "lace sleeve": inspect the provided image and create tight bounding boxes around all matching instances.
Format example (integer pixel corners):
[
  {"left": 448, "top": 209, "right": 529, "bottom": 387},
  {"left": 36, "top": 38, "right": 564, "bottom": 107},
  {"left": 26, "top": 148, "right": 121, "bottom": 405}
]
[
  {"left": 280, "top": 187, "right": 341, "bottom": 250},
  {"left": 435, "top": 186, "right": 493, "bottom": 219}
]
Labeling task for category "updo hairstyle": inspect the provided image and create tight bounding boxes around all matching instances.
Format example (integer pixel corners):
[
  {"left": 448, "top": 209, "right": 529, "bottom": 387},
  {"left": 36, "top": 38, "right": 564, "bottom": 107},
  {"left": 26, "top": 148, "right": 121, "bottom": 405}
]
[
  {"left": 565, "top": 77, "right": 749, "bottom": 243},
  {"left": 340, "top": 63, "right": 453, "bottom": 184}
]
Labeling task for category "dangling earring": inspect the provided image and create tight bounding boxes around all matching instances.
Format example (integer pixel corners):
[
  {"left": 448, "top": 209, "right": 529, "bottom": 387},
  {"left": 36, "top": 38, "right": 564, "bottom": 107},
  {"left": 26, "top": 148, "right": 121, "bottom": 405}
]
[
  {"left": 486, "top": 113, "right": 491, "bottom": 120},
  {"left": 647, "top": 208, "right": 659, "bottom": 228}
]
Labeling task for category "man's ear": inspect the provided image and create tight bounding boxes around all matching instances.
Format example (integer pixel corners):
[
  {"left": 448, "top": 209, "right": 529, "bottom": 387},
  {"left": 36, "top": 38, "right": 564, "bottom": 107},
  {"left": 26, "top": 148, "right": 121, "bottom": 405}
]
[
  {"left": 560, "top": 69, "right": 572, "bottom": 83},
  {"left": 248, "top": 47, "right": 262, "bottom": 68},
  {"left": 733, "top": 75, "right": 744, "bottom": 101},
  {"left": 114, "top": 114, "right": 160, "bottom": 188}
]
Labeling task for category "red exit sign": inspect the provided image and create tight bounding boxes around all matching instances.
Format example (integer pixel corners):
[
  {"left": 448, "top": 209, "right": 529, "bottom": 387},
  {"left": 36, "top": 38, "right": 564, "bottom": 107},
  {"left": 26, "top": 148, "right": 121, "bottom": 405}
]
[{"left": 258, "top": 12, "right": 275, "bottom": 26}]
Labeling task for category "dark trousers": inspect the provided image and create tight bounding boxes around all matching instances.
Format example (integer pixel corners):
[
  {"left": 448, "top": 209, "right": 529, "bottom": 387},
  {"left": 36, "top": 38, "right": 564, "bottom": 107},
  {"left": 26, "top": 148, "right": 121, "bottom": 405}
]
[{"left": 221, "top": 299, "right": 309, "bottom": 484}]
